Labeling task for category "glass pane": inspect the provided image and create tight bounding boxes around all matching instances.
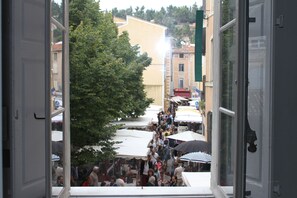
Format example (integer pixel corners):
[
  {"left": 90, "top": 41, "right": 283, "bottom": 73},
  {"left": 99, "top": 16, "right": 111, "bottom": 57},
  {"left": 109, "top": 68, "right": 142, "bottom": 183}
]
[
  {"left": 220, "top": 26, "right": 236, "bottom": 110},
  {"left": 221, "top": 0, "right": 236, "bottom": 26},
  {"left": 245, "top": 1, "right": 268, "bottom": 197},
  {"left": 51, "top": 22, "right": 64, "bottom": 191},
  {"left": 51, "top": 27, "right": 64, "bottom": 110},
  {"left": 219, "top": 113, "right": 234, "bottom": 186},
  {"left": 51, "top": 115, "right": 64, "bottom": 187},
  {"left": 51, "top": 0, "right": 64, "bottom": 25}
]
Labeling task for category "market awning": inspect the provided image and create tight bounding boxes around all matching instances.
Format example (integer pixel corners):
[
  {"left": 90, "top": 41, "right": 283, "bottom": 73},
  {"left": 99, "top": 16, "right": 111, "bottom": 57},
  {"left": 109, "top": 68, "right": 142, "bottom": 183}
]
[
  {"left": 52, "top": 130, "right": 63, "bottom": 142},
  {"left": 174, "top": 106, "right": 202, "bottom": 123},
  {"left": 170, "top": 96, "right": 189, "bottom": 103},
  {"left": 182, "top": 172, "right": 210, "bottom": 187},
  {"left": 90, "top": 129, "right": 153, "bottom": 159},
  {"left": 167, "top": 131, "right": 205, "bottom": 142},
  {"left": 111, "top": 105, "right": 161, "bottom": 128}
]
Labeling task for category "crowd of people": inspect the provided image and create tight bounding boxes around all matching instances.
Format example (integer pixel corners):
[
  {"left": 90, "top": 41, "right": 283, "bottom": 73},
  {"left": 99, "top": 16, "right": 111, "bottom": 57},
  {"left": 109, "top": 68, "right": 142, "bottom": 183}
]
[
  {"left": 54, "top": 105, "right": 207, "bottom": 187},
  {"left": 138, "top": 109, "right": 186, "bottom": 187},
  {"left": 71, "top": 109, "right": 186, "bottom": 187}
]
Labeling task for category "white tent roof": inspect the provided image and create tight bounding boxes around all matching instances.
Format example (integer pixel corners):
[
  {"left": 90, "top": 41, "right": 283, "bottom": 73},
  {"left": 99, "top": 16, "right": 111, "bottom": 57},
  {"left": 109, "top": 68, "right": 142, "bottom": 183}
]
[
  {"left": 170, "top": 96, "right": 188, "bottom": 103},
  {"left": 175, "top": 106, "right": 202, "bottom": 123},
  {"left": 52, "top": 130, "right": 63, "bottom": 142},
  {"left": 112, "top": 105, "right": 161, "bottom": 128},
  {"left": 182, "top": 172, "right": 210, "bottom": 187},
  {"left": 167, "top": 131, "right": 205, "bottom": 142},
  {"left": 91, "top": 129, "right": 153, "bottom": 159},
  {"left": 51, "top": 113, "right": 63, "bottom": 123}
]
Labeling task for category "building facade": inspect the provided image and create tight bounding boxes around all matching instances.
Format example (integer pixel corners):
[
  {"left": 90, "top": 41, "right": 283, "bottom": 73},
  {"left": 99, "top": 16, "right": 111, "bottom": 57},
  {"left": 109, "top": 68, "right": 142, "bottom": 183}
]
[
  {"left": 203, "top": 0, "right": 214, "bottom": 144},
  {"left": 51, "top": 42, "right": 63, "bottom": 93},
  {"left": 171, "top": 45, "right": 202, "bottom": 98},
  {"left": 164, "top": 44, "right": 204, "bottom": 112},
  {"left": 115, "top": 16, "right": 167, "bottom": 107}
]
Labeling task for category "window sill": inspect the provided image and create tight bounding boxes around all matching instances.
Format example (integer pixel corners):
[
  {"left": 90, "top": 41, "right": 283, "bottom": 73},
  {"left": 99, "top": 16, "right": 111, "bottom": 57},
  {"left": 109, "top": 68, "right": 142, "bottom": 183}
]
[{"left": 52, "top": 186, "right": 214, "bottom": 197}]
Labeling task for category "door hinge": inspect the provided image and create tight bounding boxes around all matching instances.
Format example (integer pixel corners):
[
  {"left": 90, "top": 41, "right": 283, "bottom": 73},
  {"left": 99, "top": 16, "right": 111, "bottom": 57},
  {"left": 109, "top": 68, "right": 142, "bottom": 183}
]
[
  {"left": 273, "top": 181, "right": 281, "bottom": 197},
  {"left": 276, "top": 15, "right": 284, "bottom": 28}
]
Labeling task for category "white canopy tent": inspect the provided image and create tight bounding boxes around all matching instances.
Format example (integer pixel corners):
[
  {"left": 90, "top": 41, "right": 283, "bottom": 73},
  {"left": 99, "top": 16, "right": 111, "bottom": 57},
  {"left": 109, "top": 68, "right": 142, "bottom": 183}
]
[
  {"left": 174, "top": 106, "right": 202, "bottom": 123},
  {"left": 90, "top": 129, "right": 153, "bottom": 159},
  {"left": 52, "top": 130, "right": 63, "bottom": 142},
  {"left": 170, "top": 96, "right": 188, "bottom": 103},
  {"left": 112, "top": 105, "right": 161, "bottom": 128},
  {"left": 167, "top": 131, "right": 205, "bottom": 142},
  {"left": 182, "top": 172, "right": 211, "bottom": 187},
  {"left": 51, "top": 113, "right": 63, "bottom": 123}
]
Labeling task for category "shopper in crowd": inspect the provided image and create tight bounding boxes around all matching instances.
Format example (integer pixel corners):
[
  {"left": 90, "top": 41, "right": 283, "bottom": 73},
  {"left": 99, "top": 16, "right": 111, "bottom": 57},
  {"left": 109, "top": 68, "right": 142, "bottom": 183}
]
[{"left": 88, "top": 166, "right": 99, "bottom": 186}]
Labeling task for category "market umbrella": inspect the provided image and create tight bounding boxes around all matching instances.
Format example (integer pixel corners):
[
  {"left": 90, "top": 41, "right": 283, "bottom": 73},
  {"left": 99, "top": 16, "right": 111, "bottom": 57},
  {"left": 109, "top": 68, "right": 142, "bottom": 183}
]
[
  {"left": 52, "top": 154, "right": 60, "bottom": 162},
  {"left": 174, "top": 140, "right": 210, "bottom": 154},
  {"left": 180, "top": 152, "right": 211, "bottom": 163}
]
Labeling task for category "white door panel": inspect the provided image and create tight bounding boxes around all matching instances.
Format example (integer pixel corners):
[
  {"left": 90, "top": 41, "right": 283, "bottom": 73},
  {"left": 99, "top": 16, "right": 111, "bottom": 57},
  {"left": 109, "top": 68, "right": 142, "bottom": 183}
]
[
  {"left": 11, "top": 0, "right": 49, "bottom": 197},
  {"left": 246, "top": 0, "right": 271, "bottom": 197}
]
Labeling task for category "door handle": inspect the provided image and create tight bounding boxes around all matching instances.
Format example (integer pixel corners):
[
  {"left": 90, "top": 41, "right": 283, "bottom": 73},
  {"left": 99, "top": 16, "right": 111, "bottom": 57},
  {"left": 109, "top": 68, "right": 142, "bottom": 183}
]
[{"left": 34, "top": 113, "right": 45, "bottom": 120}]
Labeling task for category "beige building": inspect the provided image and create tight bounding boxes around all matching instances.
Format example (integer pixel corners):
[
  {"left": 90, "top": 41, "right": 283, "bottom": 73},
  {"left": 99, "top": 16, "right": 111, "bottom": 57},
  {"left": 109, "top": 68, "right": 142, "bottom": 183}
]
[
  {"left": 115, "top": 16, "right": 167, "bottom": 107},
  {"left": 164, "top": 44, "right": 204, "bottom": 111},
  {"left": 171, "top": 45, "right": 202, "bottom": 96},
  {"left": 51, "top": 41, "right": 63, "bottom": 93},
  {"left": 203, "top": 0, "right": 214, "bottom": 143}
]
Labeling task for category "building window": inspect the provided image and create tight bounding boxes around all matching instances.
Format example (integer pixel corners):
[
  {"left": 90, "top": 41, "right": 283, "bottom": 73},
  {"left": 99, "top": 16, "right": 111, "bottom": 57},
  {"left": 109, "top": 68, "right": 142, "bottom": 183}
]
[
  {"left": 54, "top": 52, "right": 58, "bottom": 61},
  {"left": 179, "top": 78, "right": 184, "bottom": 88},
  {"left": 179, "top": 53, "right": 184, "bottom": 58},
  {"left": 179, "top": 63, "right": 184, "bottom": 72}
]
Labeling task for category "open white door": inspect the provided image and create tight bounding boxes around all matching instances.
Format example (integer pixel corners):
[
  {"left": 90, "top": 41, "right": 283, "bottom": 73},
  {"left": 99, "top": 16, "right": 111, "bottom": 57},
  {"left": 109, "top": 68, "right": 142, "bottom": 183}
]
[
  {"left": 8, "top": 0, "right": 51, "bottom": 197},
  {"left": 245, "top": 0, "right": 272, "bottom": 197}
]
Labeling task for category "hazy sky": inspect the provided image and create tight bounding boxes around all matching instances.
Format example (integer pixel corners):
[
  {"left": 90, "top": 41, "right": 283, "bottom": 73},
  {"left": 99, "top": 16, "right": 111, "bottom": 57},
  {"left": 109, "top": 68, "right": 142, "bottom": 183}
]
[{"left": 99, "top": 0, "right": 203, "bottom": 11}]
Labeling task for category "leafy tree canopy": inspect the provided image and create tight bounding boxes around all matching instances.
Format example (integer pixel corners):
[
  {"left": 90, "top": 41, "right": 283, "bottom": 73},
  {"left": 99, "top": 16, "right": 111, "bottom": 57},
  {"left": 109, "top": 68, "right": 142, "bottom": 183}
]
[{"left": 69, "top": 0, "right": 152, "bottom": 165}]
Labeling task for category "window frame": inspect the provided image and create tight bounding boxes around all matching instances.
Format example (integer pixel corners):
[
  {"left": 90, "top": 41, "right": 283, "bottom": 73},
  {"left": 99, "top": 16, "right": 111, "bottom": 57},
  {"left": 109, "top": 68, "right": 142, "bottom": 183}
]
[
  {"left": 0, "top": 0, "right": 2, "bottom": 195},
  {"left": 178, "top": 78, "right": 184, "bottom": 88},
  {"left": 50, "top": 0, "right": 70, "bottom": 196},
  {"left": 211, "top": 0, "right": 248, "bottom": 197},
  {"left": 179, "top": 63, "right": 184, "bottom": 72}
]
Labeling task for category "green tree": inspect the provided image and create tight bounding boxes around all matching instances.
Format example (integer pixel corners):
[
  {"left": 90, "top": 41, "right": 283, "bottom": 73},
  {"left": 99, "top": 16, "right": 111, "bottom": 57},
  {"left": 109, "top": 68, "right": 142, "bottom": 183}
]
[
  {"left": 52, "top": 1, "right": 63, "bottom": 42},
  {"left": 69, "top": 0, "right": 152, "bottom": 165},
  {"left": 189, "top": 3, "right": 199, "bottom": 23},
  {"left": 145, "top": 9, "right": 156, "bottom": 21},
  {"left": 134, "top": 6, "right": 145, "bottom": 19}
]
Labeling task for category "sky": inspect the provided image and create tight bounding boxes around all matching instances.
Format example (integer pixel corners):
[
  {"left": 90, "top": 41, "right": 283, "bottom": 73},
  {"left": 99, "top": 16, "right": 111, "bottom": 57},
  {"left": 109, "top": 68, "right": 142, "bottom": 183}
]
[{"left": 99, "top": 0, "right": 203, "bottom": 11}]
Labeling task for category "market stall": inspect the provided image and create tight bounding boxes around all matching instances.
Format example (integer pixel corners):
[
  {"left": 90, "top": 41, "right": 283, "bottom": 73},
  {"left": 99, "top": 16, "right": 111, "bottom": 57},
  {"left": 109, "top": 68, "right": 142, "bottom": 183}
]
[{"left": 90, "top": 129, "right": 153, "bottom": 159}]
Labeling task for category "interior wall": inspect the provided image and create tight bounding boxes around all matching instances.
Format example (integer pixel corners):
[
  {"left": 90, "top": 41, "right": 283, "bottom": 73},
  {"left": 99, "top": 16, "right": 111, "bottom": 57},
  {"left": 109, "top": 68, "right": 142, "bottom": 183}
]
[
  {"left": 2, "top": 0, "right": 11, "bottom": 197},
  {"left": 272, "top": 0, "right": 297, "bottom": 197}
]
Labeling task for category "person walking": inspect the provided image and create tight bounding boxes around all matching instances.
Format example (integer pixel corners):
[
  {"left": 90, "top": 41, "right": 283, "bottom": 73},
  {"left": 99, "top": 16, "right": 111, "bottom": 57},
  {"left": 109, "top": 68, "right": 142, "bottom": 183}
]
[
  {"left": 140, "top": 155, "right": 153, "bottom": 186},
  {"left": 174, "top": 163, "right": 184, "bottom": 186},
  {"left": 88, "top": 166, "right": 99, "bottom": 186}
]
